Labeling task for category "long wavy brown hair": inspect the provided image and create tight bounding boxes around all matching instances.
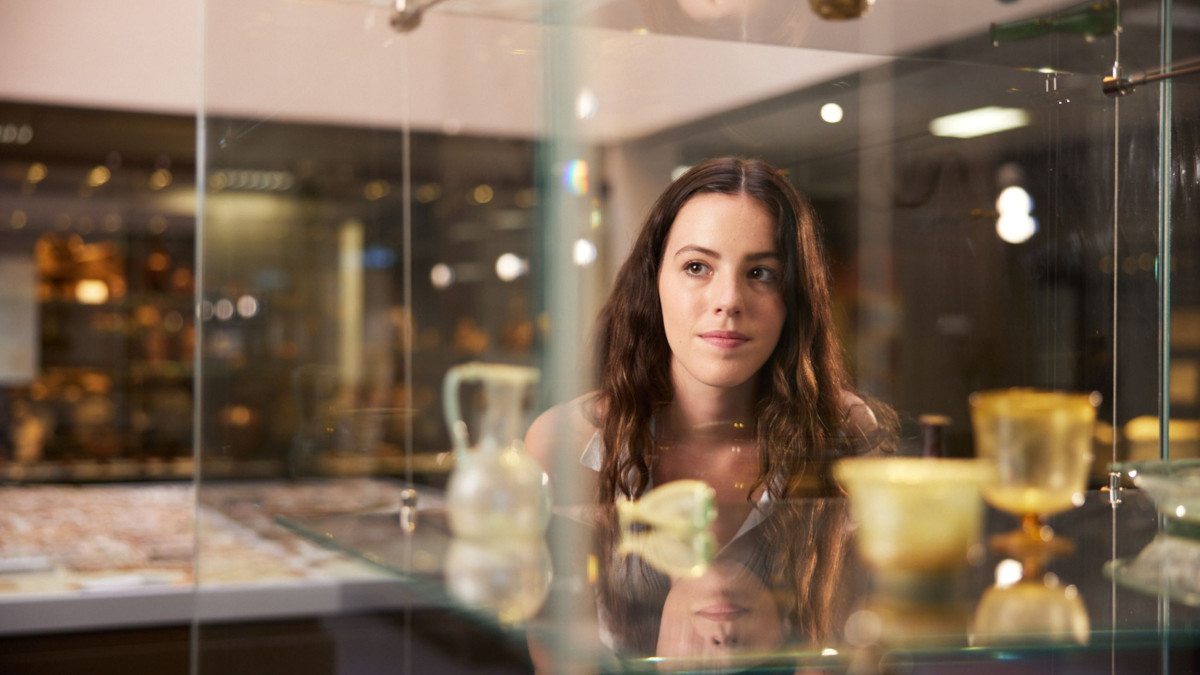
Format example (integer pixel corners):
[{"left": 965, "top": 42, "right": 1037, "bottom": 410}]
[{"left": 593, "top": 156, "right": 869, "bottom": 505}]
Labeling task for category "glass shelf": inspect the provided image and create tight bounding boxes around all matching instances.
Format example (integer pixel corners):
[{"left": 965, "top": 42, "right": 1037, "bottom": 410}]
[{"left": 276, "top": 489, "right": 1200, "bottom": 673}]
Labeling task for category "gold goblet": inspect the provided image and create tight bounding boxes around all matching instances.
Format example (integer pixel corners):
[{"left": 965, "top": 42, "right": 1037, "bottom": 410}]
[{"left": 970, "top": 389, "right": 1098, "bottom": 559}]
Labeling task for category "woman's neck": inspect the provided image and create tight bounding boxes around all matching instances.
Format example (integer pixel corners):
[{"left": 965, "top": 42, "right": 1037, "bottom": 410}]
[{"left": 660, "top": 378, "right": 758, "bottom": 441}]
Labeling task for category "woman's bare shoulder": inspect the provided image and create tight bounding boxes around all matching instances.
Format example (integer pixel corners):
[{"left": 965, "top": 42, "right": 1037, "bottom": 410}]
[
  {"left": 838, "top": 390, "right": 896, "bottom": 456},
  {"left": 525, "top": 392, "right": 603, "bottom": 470},
  {"left": 838, "top": 391, "right": 878, "bottom": 432}
]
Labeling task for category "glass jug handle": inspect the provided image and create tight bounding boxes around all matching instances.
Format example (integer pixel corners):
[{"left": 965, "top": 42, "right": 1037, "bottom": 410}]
[{"left": 441, "top": 362, "right": 540, "bottom": 459}]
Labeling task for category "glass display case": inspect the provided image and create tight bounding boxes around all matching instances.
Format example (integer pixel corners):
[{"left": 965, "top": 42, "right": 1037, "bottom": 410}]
[{"left": 2, "top": 0, "right": 1199, "bottom": 672}]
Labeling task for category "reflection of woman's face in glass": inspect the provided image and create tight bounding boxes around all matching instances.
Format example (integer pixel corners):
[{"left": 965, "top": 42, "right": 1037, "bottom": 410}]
[{"left": 655, "top": 558, "right": 785, "bottom": 671}]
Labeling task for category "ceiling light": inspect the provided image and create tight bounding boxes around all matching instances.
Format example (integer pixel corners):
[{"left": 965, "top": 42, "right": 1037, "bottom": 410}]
[
  {"left": 820, "top": 103, "right": 844, "bottom": 123},
  {"left": 995, "top": 186, "right": 1033, "bottom": 216},
  {"left": 996, "top": 214, "right": 1038, "bottom": 244},
  {"left": 430, "top": 263, "right": 455, "bottom": 289},
  {"left": 573, "top": 238, "right": 597, "bottom": 266},
  {"left": 576, "top": 88, "right": 598, "bottom": 120},
  {"left": 495, "top": 253, "right": 526, "bottom": 282},
  {"left": 929, "top": 106, "right": 1030, "bottom": 139}
]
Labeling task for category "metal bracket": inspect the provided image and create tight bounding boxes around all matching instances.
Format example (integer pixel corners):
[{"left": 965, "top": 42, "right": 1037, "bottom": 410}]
[
  {"left": 390, "top": 0, "right": 447, "bottom": 33},
  {"left": 1105, "top": 470, "right": 1123, "bottom": 508},
  {"left": 1103, "top": 56, "right": 1200, "bottom": 97}
]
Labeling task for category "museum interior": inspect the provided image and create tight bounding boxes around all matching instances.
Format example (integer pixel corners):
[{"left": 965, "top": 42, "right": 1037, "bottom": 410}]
[{"left": 0, "top": 0, "right": 1198, "bottom": 672}]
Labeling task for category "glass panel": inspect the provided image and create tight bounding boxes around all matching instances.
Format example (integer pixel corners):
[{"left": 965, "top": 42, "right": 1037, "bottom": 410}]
[
  {"left": 198, "top": 0, "right": 548, "bottom": 672},
  {"left": 1164, "top": 0, "right": 1200, "bottom": 661},
  {"left": 195, "top": 0, "right": 1200, "bottom": 673}
]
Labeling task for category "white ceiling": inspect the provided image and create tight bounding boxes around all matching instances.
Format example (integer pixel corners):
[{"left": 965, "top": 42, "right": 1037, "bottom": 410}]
[{"left": 0, "top": 0, "right": 1082, "bottom": 142}]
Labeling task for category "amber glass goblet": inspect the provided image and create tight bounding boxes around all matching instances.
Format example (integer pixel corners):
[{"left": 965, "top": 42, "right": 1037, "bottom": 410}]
[{"left": 970, "top": 389, "right": 1098, "bottom": 559}]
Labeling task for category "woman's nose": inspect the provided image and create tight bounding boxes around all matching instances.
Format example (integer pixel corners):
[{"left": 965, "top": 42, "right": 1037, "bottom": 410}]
[{"left": 713, "top": 274, "right": 745, "bottom": 316}]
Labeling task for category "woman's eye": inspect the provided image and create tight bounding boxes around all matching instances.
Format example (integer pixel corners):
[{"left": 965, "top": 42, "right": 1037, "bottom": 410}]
[
  {"left": 684, "top": 261, "right": 709, "bottom": 275},
  {"left": 750, "top": 267, "right": 779, "bottom": 283}
]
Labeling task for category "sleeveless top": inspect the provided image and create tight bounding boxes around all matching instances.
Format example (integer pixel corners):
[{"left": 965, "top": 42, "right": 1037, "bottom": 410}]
[{"left": 580, "top": 431, "right": 773, "bottom": 543}]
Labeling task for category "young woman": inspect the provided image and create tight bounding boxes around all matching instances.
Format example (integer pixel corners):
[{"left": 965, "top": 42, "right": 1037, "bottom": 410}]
[{"left": 525, "top": 156, "right": 893, "bottom": 658}]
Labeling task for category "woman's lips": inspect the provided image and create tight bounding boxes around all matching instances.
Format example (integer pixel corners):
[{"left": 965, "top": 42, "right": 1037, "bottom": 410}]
[
  {"left": 700, "top": 331, "right": 748, "bottom": 348},
  {"left": 695, "top": 603, "right": 749, "bottom": 621}
]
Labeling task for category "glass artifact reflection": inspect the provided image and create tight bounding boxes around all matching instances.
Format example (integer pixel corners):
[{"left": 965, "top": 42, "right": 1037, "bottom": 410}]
[
  {"left": 615, "top": 480, "right": 718, "bottom": 579},
  {"left": 443, "top": 536, "right": 552, "bottom": 625},
  {"left": 972, "top": 569, "right": 1089, "bottom": 647},
  {"left": 617, "top": 525, "right": 715, "bottom": 580},
  {"left": 970, "top": 388, "right": 1098, "bottom": 559},
  {"left": 1106, "top": 459, "right": 1200, "bottom": 606},
  {"left": 617, "top": 478, "right": 716, "bottom": 534}
]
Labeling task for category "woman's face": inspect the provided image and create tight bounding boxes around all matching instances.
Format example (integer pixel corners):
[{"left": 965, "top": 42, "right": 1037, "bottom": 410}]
[{"left": 657, "top": 192, "right": 786, "bottom": 396}]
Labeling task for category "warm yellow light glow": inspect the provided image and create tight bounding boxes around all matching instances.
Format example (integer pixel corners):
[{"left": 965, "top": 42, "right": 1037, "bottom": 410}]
[
  {"left": 86, "top": 166, "right": 111, "bottom": 188},
  {"left": 148, "top": 169, "right": 173, "bottom": 190},
  {"left": 11, "top": 210, "right": 27, "bottom": 229},
  {"left": 147, "top": 252, "right": 170, "bottom": 272},
  {"left": 930, "top": 106, "right": 1030, "bottom": 139},
  {"left": 415, "top": 183, "right": 441, "bottom": 203},
  {"left": 75, "top": 279, "right": 109, "bottom": 305},
  {"left": 228, "top": 405, "right": 252, "bottom": 426},
  {"left": 364, "top": 180, "right": 390, "bottom": 200},
  {"left": 472, "top": 184, "right": 494, "bottom": 205},
  {"left": 514, "top": 188, "right": 534, "bottom": 209},
  {"left": 26, "top": 162, "right": 47, "bottom": 184}
]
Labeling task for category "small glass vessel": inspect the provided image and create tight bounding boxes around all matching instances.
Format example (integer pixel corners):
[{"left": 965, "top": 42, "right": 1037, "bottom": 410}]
[
  {"left": 616, "top": 479, "right": 716, "bottom": 533},
  {"left": 442, "top": 362, "right": 549, "bottom": 540},
  {"left": 834, "top": 457, "right": 994, "bottom": 593},
  {"left": 970, "top": 388, "right": 1099, "bottom": 558}
]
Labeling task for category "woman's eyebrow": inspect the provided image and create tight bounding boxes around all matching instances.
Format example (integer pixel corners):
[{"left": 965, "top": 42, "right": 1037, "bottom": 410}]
[
  {"left": 671, "top": 244, "right": 720, "bottom": 259},
  {"left": 670, "top": 246, "right": 781, "bottom": 261}
]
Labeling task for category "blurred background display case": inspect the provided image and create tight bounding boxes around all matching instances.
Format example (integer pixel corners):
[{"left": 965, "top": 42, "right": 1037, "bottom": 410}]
[{"left": 1, "top": 0, "right": 1199, "bottom": 672}]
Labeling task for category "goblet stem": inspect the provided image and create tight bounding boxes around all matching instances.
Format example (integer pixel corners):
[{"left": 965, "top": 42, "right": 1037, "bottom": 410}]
[
  {"left": 1021, "top": 513, "right": 1048, "bottom": 541},
  {"left": 990, "top": 513, "right": 1074, "bottom": 564}
]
